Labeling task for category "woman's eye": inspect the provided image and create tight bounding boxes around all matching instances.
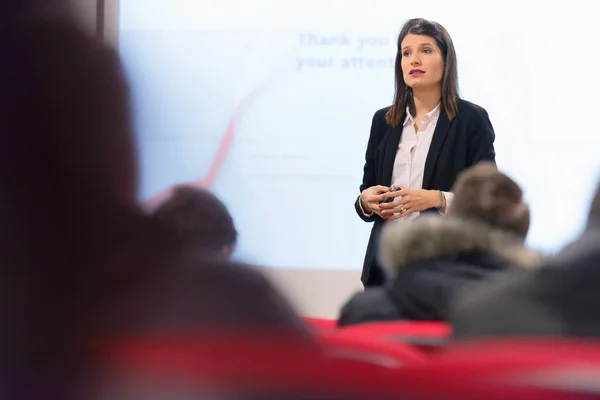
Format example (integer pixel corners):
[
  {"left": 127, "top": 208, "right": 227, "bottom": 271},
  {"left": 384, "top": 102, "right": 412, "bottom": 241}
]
[
  {"left": 423, "top": 48, "right": 432, "bottom": 54},
  {"left": 402, "top": 51, "right": 410, "bottom": 57}
]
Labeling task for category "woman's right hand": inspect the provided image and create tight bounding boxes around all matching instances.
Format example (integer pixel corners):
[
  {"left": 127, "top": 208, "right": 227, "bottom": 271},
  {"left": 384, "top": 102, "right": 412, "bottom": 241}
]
[{"left": 360, "top": 185, "right": 390, "bottom": 216}]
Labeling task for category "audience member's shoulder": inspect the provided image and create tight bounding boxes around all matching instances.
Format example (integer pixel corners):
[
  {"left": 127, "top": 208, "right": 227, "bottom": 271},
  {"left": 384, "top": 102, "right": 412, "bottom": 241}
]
[
  {"left": 450, "top": 268, "right": 563, "bottom": 339},
  {"left": 172, "top": 250, "right": 312, "bottom": 333},
  {"left": 105, "top": 239, "right": 313, "bottom": 339},
  {"left": 550, "top": 227, "right": 600, "bottom": 271},
  {"left": 338, "top": 288, "right": 398, "bottom": 327},
  {"left": 451, "top": 268, "right": 532, "bottom": 317},
  {"left": 175, "top": 247, "right": 275, "bottom": 289}
]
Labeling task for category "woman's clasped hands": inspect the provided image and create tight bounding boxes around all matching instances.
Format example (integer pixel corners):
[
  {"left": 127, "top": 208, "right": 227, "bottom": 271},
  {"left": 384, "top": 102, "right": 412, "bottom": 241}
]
[{"left": 360, "top": 185, "right": 440, "bottom": 220}]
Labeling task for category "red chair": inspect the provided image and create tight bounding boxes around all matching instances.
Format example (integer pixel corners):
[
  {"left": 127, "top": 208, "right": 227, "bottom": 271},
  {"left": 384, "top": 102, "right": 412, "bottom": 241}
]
[
  {"left": 102, "top": 335, "right": 600, "bottom": 399},
  {"left": 303, "top": 317, "right": 337, "bottom": 331},
  {"left": 332, "top": 321, "right": 451, "bottom": 352},
  {"left": 101, "top": 331, "right": 409, "bottom": 399},
  {"left": 383, "top": 338, "right": 600, "bottom": 400},
  {"left": 316, "top": 331, "right": 426, "bottom": 367}
]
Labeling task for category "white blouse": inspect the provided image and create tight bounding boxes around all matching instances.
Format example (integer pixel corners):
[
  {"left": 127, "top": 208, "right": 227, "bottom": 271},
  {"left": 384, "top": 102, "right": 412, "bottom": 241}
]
[{"left": 360, "top": 104, "right": 454, "bottom": 221}]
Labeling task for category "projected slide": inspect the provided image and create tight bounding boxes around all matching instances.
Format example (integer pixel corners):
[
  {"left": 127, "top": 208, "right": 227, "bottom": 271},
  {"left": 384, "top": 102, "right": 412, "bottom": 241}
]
[{"left": 119, "top": 0, "right": 600, "bottom": 268}]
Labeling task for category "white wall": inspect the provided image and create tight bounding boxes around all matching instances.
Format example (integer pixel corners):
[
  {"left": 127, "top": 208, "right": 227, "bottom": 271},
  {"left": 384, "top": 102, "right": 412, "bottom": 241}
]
[{"left": 259, "top": 268, "right": 362, "bottom": 318}]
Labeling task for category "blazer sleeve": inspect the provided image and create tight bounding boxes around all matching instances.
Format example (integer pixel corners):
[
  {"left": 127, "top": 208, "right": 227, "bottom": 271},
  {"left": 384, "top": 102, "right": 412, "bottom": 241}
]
[
  {"left": 354, "top": 108, "right": 387, "bottom": 222},
  {"left": 466, "top": 107, "right": 496, "bottom": 166}
]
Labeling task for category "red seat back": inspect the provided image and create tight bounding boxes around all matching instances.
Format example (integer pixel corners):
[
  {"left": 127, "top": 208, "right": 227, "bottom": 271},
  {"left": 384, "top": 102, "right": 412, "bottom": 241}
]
[
  {"left": 303, "top": 317, "right": 337, "bottom": 331},
  {"left": 386, "top": 338, "right": 600, "bottom": 399},
  {"left": 102, "top": 335, "right": 600, "bottom": 399},
  {"left": 316, "top": 332, "right": 426, "bottom": 367},
  {"left": 101, "top": 331, "right": 407, "bottom": 399},
  {"left": 333, "top": 321, "right": 451, "bottom": 351}
]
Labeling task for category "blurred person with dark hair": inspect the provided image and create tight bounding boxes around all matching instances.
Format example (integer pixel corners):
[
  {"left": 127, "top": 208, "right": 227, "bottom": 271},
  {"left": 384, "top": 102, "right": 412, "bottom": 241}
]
[
  {"left": 338, "top": 162, "right": 540, "bottom": 327},
  {"left": 451, "top": 179, "right": 600, "bottom": 339},
  {"left": 152, "top": 186, "right": 237, "bottom": 259},
  {"left": 0, "top": 1, "right": 312, "bottom": 397}
]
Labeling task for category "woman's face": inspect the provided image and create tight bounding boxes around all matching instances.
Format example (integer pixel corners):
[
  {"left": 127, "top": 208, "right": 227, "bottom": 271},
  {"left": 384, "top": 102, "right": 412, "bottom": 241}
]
[{"left": 400, "top": 34, "right": 444, "bottom": 91}]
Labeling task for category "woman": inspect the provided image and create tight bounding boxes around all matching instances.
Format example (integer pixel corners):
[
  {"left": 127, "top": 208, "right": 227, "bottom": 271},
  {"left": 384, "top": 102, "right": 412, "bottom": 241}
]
[
  {"left": 339, "top": 163, "right": 540, "bottom": 327},
  {"left": 356, "top": 18, "right": 496, "bottom": 287}
]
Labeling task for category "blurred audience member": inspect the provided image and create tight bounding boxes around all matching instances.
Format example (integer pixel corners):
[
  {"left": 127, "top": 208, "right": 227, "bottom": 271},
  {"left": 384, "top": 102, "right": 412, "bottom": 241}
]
[
  {"left": 452, "top": 182, "right": 600, "bottom": 339},
  {"left": 0, "top": 2, "right": 311, "bottom": 397},
  {"left": 445, "top": 162, "right": 530, "bottom": 239},
  {"left": 152, "top": 186, "right": 237, "bottom": 259},
  {"left": 338, "top": 162, "right": 540, "bottom": 326}
]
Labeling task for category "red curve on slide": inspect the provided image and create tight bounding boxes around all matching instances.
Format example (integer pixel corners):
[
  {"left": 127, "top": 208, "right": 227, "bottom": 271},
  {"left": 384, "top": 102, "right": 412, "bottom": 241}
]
[{"left": 143, "top": 85, "right": 265, "bottom": 211}]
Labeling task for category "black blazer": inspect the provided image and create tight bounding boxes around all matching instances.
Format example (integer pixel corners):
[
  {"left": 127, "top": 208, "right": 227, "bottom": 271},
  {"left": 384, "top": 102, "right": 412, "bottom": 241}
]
[{"left": 354, "top": 99, "right": 496, "bottom": 286}]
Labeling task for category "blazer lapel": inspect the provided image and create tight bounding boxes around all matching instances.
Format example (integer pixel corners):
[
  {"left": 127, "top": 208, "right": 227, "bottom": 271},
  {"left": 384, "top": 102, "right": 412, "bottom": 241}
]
[
  {"left": 422, "top": 112, "right": 452, "bottom": 189},
  {"left": 380, "top": 123, "right": 403, "bottom": 186}
]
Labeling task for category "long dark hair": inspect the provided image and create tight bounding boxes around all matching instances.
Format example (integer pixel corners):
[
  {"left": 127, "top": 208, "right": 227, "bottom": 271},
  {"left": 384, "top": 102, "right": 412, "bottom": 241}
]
[{"left": 386, "top": 18, "right": 460, "bottom": 127}]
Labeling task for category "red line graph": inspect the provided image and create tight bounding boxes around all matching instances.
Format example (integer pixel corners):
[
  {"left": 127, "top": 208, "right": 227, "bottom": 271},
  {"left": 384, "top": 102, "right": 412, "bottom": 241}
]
[{"left": 143, "top": 85, "right": 265, "bottom": 211}]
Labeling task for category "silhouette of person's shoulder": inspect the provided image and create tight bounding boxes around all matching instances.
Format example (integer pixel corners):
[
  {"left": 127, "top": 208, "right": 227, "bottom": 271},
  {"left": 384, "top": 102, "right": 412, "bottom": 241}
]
[
  {"left": 101, "top": 219, "right": 312, "bottom": 339},
  {"left": 450, "top": 230, "right": 600, "bottom": 339}
]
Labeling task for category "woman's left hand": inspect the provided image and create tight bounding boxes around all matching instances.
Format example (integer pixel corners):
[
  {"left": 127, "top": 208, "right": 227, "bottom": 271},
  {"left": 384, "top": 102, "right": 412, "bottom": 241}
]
[{"left": 379, "top": 186, "right": 439, "bottom": 219}]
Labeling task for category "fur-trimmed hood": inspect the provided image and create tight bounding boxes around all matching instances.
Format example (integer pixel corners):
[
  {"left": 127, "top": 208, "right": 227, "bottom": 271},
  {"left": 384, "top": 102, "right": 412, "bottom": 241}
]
[{"left": 378, "top": 216, "right": 543, "bottom": 279}]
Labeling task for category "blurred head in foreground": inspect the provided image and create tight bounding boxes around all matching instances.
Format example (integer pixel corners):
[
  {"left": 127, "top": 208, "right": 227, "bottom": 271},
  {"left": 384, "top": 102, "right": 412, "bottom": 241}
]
[{"left": 0, "top": 0, "right": 141, "bottom": 384}]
